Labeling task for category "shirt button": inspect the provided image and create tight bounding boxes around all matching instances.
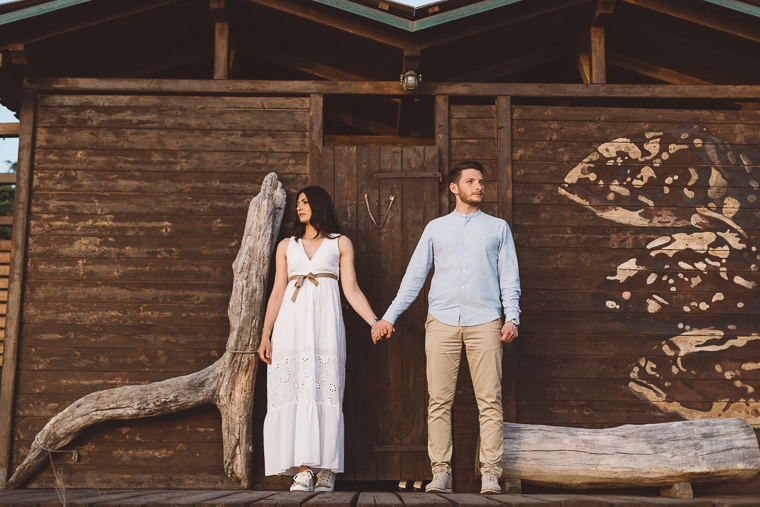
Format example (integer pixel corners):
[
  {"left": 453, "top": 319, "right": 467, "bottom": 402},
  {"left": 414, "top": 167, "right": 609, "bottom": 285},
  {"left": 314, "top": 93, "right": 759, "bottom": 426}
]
[{"left": 461, "top": 286, "right": 464, "bottom": 289}]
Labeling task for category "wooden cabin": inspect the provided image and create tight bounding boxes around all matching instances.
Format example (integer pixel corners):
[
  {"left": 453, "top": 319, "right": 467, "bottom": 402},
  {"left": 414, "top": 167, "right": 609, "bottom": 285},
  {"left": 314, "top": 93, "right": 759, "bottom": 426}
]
[{"left": 0, "top": 0, "right": 759, "bottom": 495}]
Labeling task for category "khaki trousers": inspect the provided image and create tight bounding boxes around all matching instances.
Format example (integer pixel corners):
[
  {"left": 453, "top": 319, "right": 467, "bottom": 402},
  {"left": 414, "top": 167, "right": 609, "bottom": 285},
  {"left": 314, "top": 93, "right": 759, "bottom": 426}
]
[{"left": 425, "top": 314, "right": 504, "bottom": 475}]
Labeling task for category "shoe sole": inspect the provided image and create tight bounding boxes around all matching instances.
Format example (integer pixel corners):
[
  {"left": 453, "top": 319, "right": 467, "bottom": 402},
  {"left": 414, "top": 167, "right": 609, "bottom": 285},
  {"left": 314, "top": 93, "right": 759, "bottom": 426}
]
[
  {"left": 290, "top": 486, "right": 313, "bottom": 492},
  {"left": 425, "top": 488, "right": 452, "bottom": 493},
  {"left": 314, "top": 487, "right": 334, "bottom": 492},
  {"left": 480, "top": 488, "right": 500, "bottom": 495}
]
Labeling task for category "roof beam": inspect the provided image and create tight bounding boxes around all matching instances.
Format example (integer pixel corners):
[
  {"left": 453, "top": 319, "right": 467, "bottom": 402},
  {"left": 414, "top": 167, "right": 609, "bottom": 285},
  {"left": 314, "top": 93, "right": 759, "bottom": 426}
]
[
  {"left": 25, "top": 77, "right": 760, "bottom": 99},
  {"left": 417, "top": 0, "right": 588, "bottom": 50},
  {"left": 449, "top": 46, "right": 571, "bottom": 82},
  {"left": 607, "top": 52, "right": 712, "bottom": 85},
  {"left": 0, "top": 0, "right": 183, "bottom": 51},
  {"left": 607, "top": 52, "right": 757, "bottom": 108},
  {"left": 622, "top": 0, "right": 760, "bottom": 44},
  {"left": 241, "top": 47, "right": 371, "bottom": 81},
  {"left": 243, "top": 0, "right": 418, "bottom": 51},
  {"left": 125, "top": 49, "right": 214, "bottom": 78}
]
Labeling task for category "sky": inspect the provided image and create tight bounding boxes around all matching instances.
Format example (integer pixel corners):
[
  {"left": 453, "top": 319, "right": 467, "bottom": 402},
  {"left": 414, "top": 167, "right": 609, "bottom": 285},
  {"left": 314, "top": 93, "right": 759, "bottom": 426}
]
[{"left": 0, "top": 106, "right": 18, "bottom": 173}]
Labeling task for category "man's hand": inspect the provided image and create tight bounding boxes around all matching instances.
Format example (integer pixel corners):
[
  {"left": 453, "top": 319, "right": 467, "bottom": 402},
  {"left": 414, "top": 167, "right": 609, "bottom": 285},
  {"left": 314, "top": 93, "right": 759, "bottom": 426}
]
[
  {"left": 371, "top": 319, "right": 396, "bottom": 344},
  {"left": 500, "top": 321, "right": 518, "bottom": 343}
]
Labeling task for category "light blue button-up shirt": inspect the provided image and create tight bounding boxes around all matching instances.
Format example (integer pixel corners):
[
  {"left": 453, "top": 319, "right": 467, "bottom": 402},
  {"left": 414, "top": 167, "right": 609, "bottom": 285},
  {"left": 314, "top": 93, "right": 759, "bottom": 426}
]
[{"left": 382, "top": 209, "right": 521, "bottom": 327}]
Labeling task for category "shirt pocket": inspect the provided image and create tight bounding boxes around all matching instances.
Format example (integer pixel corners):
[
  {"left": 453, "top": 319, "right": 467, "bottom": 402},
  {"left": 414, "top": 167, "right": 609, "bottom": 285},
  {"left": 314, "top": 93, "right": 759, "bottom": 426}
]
[{"left": 473, "top": 234, "right": 500, "bottom": 260}]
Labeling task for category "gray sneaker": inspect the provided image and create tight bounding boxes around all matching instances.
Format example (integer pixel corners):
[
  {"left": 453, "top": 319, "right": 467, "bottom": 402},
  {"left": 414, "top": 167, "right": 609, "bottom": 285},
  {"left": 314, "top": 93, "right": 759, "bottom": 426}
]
[
  {"left": 315, "top": 469, "right": 335, "bottom": 492},
  {"left": 480, "top": 470, "right": 501, "bottom": 494},
  {"left": 425, "top": 469, "right": 452, "bottom": 493},
  {"left": 290, "top": 470, "right": 314, "bottom": 492}
]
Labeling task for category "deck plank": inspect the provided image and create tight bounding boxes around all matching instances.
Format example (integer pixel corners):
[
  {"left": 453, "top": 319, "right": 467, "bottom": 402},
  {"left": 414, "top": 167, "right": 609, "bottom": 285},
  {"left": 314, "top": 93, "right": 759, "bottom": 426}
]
[
  {"left": 0, "top": 492, "right": 757, "bottom": 507},
  {"left": 67, "top": 491, "right": 150, "bottom": 507},
  {"left": 484, "top": 495, "right": 563, "bottom": 506},
  {"left": 147, "top": 491, "right": 243, "bottom": 507},
  {"left": 250, "top": 492, "right": 317, "bottom": 507},
  {"left": 356, "top": 492, "right": 403, "bottom": 507},
  {"left": 196, "top": 491, "right": 278, "bottom": 507},
  {"left": 302, "top": 493, "right": 358, "bottom": 507},
  {"left": 397, "top": 493, "right": 453, "bottom": 507}
]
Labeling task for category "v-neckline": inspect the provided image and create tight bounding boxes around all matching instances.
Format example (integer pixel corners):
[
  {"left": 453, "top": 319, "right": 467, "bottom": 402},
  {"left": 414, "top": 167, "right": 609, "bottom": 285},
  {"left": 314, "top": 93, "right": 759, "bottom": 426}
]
[{"left": 299, "top": 237, "right": 327, "bottom": 262}]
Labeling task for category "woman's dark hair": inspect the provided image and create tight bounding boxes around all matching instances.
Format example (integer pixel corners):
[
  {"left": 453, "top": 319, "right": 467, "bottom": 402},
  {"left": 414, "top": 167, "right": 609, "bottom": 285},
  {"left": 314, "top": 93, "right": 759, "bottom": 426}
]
[{"left": 292, "top": 186, "right": 341, "bottom": 239}]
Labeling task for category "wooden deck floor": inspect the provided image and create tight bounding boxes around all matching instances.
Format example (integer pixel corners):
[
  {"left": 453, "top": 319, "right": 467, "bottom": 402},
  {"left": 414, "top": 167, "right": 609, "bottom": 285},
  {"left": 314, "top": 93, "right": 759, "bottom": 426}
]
[{"left": 0, "top": 490, "right": 758, "bottom": 507}]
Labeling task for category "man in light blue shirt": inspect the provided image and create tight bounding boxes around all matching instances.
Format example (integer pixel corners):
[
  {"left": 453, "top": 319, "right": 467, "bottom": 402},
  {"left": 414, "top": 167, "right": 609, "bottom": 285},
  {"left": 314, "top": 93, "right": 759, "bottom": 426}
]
[{"left": 373, "top": 161, "right": 520, "bottom": 494}]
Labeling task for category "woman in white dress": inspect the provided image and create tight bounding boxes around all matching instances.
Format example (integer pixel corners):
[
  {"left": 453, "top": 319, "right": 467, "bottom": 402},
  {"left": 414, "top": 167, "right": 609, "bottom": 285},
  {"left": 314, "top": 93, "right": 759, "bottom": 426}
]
[{"left": 258, "top": 186, "right": 384, "bottom": 492}]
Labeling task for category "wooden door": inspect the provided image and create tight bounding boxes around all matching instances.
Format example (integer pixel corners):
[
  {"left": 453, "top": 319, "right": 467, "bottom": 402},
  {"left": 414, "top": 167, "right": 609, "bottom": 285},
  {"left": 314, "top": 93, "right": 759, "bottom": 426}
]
[{"left": 320, "top": 145, "right": 439, "bottom": 482}]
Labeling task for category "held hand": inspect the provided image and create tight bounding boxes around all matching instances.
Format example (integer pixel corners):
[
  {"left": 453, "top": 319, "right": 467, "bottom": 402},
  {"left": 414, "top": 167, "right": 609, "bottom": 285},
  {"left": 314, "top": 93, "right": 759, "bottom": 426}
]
[
  {"left": 258, "top": 336, "right": 272, "bottom": 364},
  {"left": 500, "top": 321, "right": 518, "bottom": 343},
  {"left": 371, "top": 319, "right": 396, "bottom": 344}
]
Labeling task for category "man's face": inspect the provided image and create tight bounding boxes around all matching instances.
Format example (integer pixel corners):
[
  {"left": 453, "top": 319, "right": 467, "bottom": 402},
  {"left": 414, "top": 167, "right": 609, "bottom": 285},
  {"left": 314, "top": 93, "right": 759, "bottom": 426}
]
[{"left": 451, "top": 168, "right": 485, "bottom": 205}]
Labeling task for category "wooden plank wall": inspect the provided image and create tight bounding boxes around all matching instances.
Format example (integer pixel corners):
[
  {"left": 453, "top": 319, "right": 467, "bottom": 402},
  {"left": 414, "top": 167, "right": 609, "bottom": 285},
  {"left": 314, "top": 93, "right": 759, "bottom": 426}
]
[
  {"left": 511, "top": 106, "right": 760, "bottom": 440},
  {"left": 13, "top": 94, "right": 310, "bottom": 488},
  {"left": 447, "top": 103, "right": 501, "bottom": 492}
]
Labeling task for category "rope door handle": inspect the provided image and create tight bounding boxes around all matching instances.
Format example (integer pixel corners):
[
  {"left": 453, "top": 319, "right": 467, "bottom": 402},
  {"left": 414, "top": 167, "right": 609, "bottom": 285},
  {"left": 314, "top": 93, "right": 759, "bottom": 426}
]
[{"left": 365, "top": 194, "right": 396, "bottom": 229}]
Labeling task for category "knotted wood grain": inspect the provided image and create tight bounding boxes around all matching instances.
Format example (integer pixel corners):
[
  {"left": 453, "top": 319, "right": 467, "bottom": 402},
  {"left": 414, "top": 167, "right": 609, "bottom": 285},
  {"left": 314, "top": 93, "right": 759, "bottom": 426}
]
[{"left": 493, "top": 418, "right": 760, "bottom": 488}]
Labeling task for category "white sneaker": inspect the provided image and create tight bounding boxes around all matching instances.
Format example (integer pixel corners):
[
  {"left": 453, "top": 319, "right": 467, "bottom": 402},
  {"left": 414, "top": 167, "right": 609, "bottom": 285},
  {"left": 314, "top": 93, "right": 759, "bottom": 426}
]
[
  {"left": 480, "top": 470, "right": 501, "bottom": 494},
  {"left": 315, "top": 469, "right": 335, "bottom": 492},
  {"left": 425, "top": 468, "right": 452, "bottom": 493},
  {"left": 290, "top": 470, "right": 314, "bottom": 492}
]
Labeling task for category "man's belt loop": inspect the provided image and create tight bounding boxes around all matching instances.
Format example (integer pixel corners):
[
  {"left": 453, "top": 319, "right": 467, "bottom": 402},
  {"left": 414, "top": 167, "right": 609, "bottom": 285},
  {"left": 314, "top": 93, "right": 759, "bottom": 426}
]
[{"left": 288, "top": 272, "right": 338, "bottom": 302}]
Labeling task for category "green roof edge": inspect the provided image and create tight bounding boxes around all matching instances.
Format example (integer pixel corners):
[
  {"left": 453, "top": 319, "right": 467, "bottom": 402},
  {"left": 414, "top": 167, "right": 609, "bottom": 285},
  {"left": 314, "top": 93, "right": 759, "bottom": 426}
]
[
  {"left": 311, "top": 0, "right": 528, "bottom": 31},
  {"left": 311, "top": 0, "right": 414, "bottom": 30},
  {"left": 1, "top": 0, "right": 759, "bottom": 32},
  {"left": 412, "top": 0, "right": 527, "bottom": 30},
  {"left": 700, "top": 0, "right": 760, "bottom": 17},
  {"left": 0, "top": 0, "right": 95, "bottom": 26}
]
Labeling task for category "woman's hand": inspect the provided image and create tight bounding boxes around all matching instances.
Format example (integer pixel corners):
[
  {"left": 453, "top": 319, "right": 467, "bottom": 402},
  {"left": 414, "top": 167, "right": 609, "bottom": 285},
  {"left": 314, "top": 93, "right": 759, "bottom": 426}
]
[{"left": 258, "top": 336, "right": 272, "bottom": 364}]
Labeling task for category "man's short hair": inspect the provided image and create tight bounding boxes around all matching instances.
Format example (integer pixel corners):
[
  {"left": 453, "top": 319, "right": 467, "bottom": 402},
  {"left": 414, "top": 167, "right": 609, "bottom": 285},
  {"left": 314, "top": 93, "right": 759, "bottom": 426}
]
[{"left": 449, "top": 160, "right": 484, "bottom": 185}]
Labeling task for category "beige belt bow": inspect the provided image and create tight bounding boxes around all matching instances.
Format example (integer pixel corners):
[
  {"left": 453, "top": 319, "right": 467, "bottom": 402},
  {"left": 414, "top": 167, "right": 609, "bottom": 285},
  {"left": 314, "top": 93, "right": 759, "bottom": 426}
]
[{"left": 288, "top": 272, "right": 338, "bottom": 302}]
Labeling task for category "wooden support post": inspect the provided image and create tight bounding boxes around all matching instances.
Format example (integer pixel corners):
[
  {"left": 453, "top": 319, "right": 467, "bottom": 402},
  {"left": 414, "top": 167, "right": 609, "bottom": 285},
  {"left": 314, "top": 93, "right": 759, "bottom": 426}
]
[
  {"left": 589, "top": 26, "right": 606, "bottom": 84},
  {"left": 210, "top": 0, "right": 228, "bottom": 80},
  {"left": 660, "top": 482, "right": 693, "bottom": 499},
  {"left": 577, "top": 1, "right": 614, "bottom": 84},
  {"left": 0, "top": 89, "right": 36, "bottom": 487},
  {"left": 575, "top": 34, "right": 591, "bottom": 85},
  {"left": 434, "top": 95, "right": 449, "bottom": 217},
  {"left": 496, "top": 96, "right": 516, "bottom": 424},
  {"left": 309, "top": 94, "right": 323, "bottom": 186}
]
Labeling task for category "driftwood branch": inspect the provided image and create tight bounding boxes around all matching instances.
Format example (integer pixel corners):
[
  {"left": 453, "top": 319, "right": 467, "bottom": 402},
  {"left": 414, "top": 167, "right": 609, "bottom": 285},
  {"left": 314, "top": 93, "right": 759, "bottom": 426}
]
[
  {"left": 487, "top": 418, "right": 760, "bottom": 489},
  {"left": 5, "top": 172, "right": 287, "bottom": 489}
]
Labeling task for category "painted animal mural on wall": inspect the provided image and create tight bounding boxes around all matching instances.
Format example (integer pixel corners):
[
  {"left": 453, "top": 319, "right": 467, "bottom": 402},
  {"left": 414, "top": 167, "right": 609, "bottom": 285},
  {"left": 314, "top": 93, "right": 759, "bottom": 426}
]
[{"left": 558, "top": 125, "right": 760, "bottom": 426}]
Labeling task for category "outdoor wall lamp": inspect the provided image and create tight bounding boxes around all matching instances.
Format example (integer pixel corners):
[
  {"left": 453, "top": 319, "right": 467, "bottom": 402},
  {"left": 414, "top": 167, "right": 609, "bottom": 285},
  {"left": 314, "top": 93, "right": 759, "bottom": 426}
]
[{"left": 400, "top": 70, "right": 421, "bottom": 92}]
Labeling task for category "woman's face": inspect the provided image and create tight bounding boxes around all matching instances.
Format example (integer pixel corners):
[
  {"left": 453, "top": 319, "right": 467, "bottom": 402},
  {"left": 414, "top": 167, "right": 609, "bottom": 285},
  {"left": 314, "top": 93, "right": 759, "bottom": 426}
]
[{"left": 296, "top": 193, "right": 312, "bottom": 224}]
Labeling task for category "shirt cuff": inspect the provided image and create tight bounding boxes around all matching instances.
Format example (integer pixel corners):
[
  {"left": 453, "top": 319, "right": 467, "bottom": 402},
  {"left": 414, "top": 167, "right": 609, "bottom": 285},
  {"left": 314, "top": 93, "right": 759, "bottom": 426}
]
[
  {"left": 381, "top": 310, "right": 398, "bottom": 325},
  {"left": 504, "top": 311, "right": 520, "bottom": 326}
]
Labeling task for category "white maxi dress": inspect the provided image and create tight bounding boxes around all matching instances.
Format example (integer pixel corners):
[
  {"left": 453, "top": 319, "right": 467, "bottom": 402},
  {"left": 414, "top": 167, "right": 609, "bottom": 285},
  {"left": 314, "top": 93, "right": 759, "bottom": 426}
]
[{"left": 263, "top": 235, "right": 346, "bottom": 476}]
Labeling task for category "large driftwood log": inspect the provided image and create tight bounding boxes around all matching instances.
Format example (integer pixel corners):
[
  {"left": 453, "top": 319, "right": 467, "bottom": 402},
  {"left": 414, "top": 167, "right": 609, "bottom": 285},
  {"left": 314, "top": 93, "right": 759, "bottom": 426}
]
[
  {"left": 489, "top": 418, "right": 760, "bottom": 488},
  {"left": 5, "top": 172, "right": 287, "bottom": 490}
]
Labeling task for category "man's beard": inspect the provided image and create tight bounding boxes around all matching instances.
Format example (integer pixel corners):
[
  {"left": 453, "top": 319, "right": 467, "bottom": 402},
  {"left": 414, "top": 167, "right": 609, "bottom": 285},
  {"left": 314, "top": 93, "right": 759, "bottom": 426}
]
[{"left": 459, "top": 192, "right": 483, "bottom": 205}]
